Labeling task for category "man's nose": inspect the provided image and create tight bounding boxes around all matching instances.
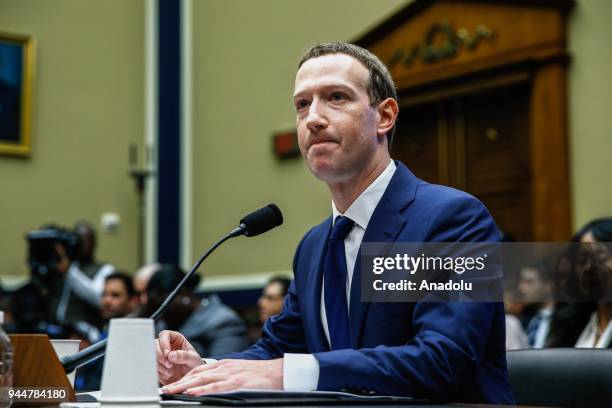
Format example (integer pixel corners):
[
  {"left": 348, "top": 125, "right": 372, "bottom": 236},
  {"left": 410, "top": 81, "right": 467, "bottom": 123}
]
[{"left": 305, "top": 100, "right": 328, "bottom": 133}]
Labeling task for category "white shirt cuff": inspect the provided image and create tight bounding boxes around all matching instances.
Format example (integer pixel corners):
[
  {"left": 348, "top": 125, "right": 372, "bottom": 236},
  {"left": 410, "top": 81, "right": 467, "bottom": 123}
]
[{"left": 282, "top": 353, "right": 319, "bottom": 391}]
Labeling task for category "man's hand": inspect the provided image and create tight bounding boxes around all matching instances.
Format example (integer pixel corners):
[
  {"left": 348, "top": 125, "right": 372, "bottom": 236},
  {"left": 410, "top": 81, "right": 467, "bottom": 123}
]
[
  {"left": 161, "top": 358, "right": 283, "bottom": 396},
  {"left": 156, "top": 330, "right": 203, "bottom": 385}
]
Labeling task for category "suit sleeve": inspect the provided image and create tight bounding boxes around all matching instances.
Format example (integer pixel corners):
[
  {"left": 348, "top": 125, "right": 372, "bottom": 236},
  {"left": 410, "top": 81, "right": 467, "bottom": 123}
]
[{"left": 315, "top": 194, "right": 503, "bottom": 398}]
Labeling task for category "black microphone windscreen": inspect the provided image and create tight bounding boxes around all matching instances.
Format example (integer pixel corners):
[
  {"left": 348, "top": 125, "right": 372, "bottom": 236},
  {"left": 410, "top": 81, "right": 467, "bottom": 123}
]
[{"left": 240, "top": 204, "right": 283, "bottom": 237}]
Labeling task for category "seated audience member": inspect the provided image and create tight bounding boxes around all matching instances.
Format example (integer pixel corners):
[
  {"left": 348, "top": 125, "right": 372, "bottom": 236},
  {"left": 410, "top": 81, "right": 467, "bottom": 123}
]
[
  {"left": 258, "top": 276, "right": 291, "bottom": 323},
  {"left": 75, "top": 272, "right": 139, "bottom": 391},
  {"left": 572, "top": 218, "right": 612, "bottom": 348},
  {"left": 101, "top": 272, "right": 139, "bottom": 321},
  {"left": 504, "top": 289, "right": 529, "bottom": 350},
  {"left": 545, "top": 241, "right": 593, "bottom": 347},
  {"left": 144, "top": 264, "right": 248, "bottom": 356},
  {"left": 518, "top": 263, "right": 555, "bottom": 348},
  {"left": 133, "top": 262, "right": 161, "bottom": 312},
  {"left": 246, "top": 276, "right": 292, "bottom": 342},
  {"left": 499, "top": 230, "right": 529, "bottom": 349}
]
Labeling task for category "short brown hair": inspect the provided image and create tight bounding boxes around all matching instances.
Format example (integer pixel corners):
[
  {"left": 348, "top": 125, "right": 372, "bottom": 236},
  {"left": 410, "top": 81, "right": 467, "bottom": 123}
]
[{"left": 298, "top": 42, "right": 398, "bottom": 145}]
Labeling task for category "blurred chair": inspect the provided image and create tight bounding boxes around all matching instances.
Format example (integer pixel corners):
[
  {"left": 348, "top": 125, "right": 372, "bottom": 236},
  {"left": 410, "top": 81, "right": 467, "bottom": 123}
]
[{"left": 507, "top": 348, "right": 612, "bottom": 407}]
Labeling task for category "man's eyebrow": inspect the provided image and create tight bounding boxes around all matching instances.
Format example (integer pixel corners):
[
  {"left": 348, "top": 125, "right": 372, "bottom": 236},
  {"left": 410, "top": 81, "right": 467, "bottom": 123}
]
[
  {"left": 292, "top": 91, "right": 307, "bottom": 100},
  {"left": 293, "top": 83, "right": 355, "bottom": 99}
]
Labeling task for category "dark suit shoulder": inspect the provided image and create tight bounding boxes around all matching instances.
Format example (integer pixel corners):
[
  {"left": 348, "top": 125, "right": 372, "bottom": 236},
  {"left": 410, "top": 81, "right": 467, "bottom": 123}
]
[
  {"left": 410, "top": 180, "right": 499, "bottom": 242},
  {"left": 415, "top": 179, "right": 482, "bottom": 205}
]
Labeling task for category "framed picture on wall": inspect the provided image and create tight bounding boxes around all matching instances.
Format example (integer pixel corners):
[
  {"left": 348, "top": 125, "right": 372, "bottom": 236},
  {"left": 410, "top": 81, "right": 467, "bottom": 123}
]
[{"left": 0, "top": 31, "right": 35, "bottom": 157}]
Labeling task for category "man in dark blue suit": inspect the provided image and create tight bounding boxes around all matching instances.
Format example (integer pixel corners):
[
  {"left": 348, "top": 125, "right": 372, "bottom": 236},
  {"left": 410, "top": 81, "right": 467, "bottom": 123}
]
[{"left": 156, "top": 42, "right": 514, "bottom": 404}]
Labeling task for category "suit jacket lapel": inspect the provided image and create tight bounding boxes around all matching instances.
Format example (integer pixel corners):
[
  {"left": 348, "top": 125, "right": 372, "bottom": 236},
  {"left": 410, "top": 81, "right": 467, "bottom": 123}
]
[
  {"left": 349, "top": 162, "right": 417, "bottom": 348},
  {"left": 306, "top": 218, "right": 332, "bottom": 352}
]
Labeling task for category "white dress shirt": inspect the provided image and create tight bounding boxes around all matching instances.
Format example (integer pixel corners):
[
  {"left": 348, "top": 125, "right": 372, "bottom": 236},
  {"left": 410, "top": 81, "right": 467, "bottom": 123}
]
[
  {"left": 575, "top": 311, "right": 612, "bottom": 348},
  {"left": 504, "top": 314, "right": 529, "bottom": 350},
  {"left": 283, "top": 160, "right": 397, "bottom": 391},
  {"left": 531, "top": 305, "right": 554, "bottom": 349}
]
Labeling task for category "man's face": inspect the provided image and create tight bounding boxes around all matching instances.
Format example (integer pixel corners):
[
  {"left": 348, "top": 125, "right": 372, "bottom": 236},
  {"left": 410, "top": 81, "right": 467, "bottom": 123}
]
[
  {"left": 518, "top": 267, "right": 550, "bottom": 304},
  {"left": 576, "top": 231, "right": 612, "bottom": 300},
  {"left": 101, "top": 279, "right": 134, "bottom": 320},
  {"left": 257, "top": 282, "right": 285, "bottom": 323},
  {"left": 293, "top": 54, "right": 383, "bottom": 184},
  {"left": 133, "top": 275, "right": 149, "bottom": 307}
]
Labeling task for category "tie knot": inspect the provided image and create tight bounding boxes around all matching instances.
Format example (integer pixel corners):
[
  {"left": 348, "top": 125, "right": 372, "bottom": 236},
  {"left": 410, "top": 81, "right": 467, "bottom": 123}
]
[{"left": 330, "top": 216, "right": 354, "bottom": 241}]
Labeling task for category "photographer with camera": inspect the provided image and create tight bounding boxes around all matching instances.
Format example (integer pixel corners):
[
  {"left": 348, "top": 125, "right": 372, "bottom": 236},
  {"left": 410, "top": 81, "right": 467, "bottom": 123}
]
[
  {"left": 53, "top": 221, "right": 116, "bottom": 326},
  {"left": 18, "top": 221, "right": 116, "bottom": 333}
]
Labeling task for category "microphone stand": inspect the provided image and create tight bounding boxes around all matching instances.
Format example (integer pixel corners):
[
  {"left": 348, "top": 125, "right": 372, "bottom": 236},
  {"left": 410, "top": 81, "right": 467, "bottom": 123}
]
[{"left": 61, "top": 226, "right": 244, "bottom": 374}]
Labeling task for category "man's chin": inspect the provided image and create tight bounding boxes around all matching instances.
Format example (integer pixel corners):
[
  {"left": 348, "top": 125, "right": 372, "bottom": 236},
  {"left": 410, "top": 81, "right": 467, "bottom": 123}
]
[
  {"left": 310, "top": 168, "right": 341, "bottom": 183},
  {"left": 306, "top": 159, "right": 341, "bottom": 182}
]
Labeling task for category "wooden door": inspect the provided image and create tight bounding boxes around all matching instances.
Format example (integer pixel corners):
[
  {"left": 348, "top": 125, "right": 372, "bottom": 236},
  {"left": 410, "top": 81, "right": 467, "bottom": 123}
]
[{"left": 392, "top": 84, "right": 533, "bottom": 240}]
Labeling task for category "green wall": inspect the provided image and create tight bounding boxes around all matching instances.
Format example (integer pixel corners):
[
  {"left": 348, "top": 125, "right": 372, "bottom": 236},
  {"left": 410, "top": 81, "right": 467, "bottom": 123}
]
[
  {"left": 191, "top": 0, "right": 409, "bottom": 280},
  {"left": 0, "top": 0, "right": 144, "bottom": 280},
  {"left": 568, "top": 0, "right": 612, "bottom": 229}
]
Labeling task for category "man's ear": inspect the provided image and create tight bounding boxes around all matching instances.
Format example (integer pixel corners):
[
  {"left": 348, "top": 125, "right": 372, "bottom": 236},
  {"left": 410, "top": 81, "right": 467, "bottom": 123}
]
[
  {"left": 376, "top": 98, "right": 399, "bottom": 137},
  {"left": 129, "top": 296, "right": 139, "bottom": 312}
]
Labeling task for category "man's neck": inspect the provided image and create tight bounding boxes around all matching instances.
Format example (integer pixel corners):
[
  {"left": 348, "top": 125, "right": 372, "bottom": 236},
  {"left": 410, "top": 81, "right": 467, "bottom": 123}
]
[
  {"left": 328, "top": 153, "right": 390, "bottom": 213},
  {"left": 541, "top": 300, "right": 554, "bottom": 312}
]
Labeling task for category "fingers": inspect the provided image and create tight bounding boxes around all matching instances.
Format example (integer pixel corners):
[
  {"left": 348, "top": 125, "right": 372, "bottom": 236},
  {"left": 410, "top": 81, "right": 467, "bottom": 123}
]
[
  {"left": 160, "top": 359, "right": 282, "bottom": 396},
  {"left": 167, "top": 350, "right": 203, "bottom": 368},
  {"left": 155, "top": 338, "right": 172, "bottom": 370},
  {"left": 158, "top": 330, "right": 176, "bottom": 358},
  {"left": 157, "top": 366, "right": 173, "bottom": 385},
  {"left": 161, "top": 371, "right": 222, "bottom": 395},
  {"left": 184, "top": 380, "right": 235, "bottom": 396},
  {"left": 156, "top": 331, "right": 207, "bottom": 388}
]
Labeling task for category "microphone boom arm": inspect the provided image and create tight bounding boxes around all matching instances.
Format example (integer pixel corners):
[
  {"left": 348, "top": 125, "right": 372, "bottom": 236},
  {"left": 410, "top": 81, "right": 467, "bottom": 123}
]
[{"left": 61, "top": 228, "right": 242, "bottom": 374}]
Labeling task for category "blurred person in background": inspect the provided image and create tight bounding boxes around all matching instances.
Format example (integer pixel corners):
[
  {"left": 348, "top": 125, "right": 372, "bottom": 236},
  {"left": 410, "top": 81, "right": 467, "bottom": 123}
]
[
  {"left": 499, "top": 230, "right": 529, "bottom": 350},
  {"left": 518, "top": 262, "right": 555, "bottom": 348},
  {"left": 258, "top": 276, "right": 291, "bottom": 323},
  {"left": 546, "top": 219, "right": 612, "bottom": 347},
  {"left": 144, "top": 264, "right": 248, "bottom": 356},
  {"left": 133, "top": 262, "right": 161, "bottom": 314},
  {"left": 247, "top": 276, "right": 292, "bottom": 342},
  {"left": 53, "top": 221, "right": 116, "bottom": 326},
  {"left": 101, "top": 272, "right": 138, "bottom": 321},
  {"left": 504, "top": 288, "right": 529, "bottom": 350},
  {"left": 75, "top": 272, "right": 139, "bottom": 391},
  {"left": 573, "top": 218, "right": 612, "bottom": 348},
  {"left": 10, "top": 221, "right": 114, "bottom": 334}
]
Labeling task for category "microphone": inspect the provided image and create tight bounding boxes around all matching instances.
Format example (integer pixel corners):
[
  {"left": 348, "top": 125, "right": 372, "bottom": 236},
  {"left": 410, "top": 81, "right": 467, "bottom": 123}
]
[
  {"left": 60, "top": 204, "right": 283, "bottom": 374},
  {"left": 233, "top": 203, "right": 283, "bottom": 237}
]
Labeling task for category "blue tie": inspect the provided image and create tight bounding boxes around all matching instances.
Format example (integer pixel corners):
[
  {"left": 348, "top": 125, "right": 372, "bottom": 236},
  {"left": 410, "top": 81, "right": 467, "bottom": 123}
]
[
  {"left": 324, "top": 216, "right": 355, "bottom": 350},
  {"left": 526, "top": 313, "right": 543, "bottom": 347}
]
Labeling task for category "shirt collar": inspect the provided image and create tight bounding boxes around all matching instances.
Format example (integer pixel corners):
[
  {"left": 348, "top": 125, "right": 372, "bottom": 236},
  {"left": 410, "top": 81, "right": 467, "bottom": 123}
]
[{"left": 332, "top": 160, "right": 396, "bottom": 230}]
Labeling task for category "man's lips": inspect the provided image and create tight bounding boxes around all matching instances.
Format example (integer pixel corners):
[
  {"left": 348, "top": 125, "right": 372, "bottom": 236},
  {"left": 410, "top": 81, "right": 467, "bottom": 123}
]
[{"left": 308, "top": 138, "right": 338, "bottom": 149}]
